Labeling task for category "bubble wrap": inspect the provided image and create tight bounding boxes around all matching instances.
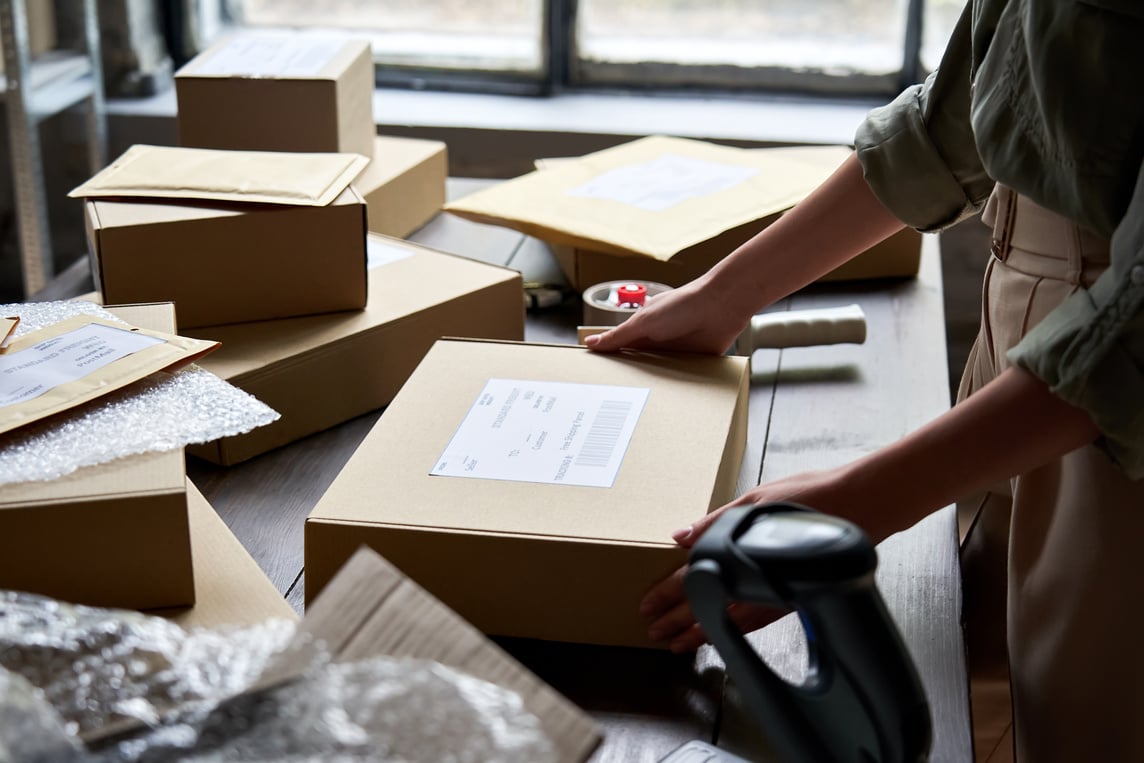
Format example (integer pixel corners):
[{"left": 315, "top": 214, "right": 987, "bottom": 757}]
[
  {"left": 0, "top": 592, "right": 556, "bottom": 763},
  {"left": 0, "top": 667, "right": 82, "bottom": 763},
  {"left": 0, "top": 302, "right": 279, "bottom": 487},
  {"left": 0, "top": 591, "right": 297, "bottom": 740}
]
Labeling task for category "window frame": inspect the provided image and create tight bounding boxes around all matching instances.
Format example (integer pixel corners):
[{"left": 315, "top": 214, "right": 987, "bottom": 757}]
[{"left": 225, "top": 0, "right": 930, "bottom": 99}]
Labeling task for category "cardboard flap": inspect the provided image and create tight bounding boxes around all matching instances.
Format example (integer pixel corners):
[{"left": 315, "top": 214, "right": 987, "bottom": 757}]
[
  {"left": 265, "top": 547, "right": 601, "bottom": 762},
  {"left": 445, "top": 136, "right": 846, "bottom": 261},
  {"left": 70, "top": 145, "right": 368, "bottom": 207}
]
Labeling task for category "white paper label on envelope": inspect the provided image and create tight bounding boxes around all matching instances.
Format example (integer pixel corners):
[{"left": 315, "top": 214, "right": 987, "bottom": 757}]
[
  {"left": 367, "top": 238, "right": 415, "bottom": 270},
  {"left": 0, "top": 324, "right": 165, "bottom": 408},
  {"left": 566, "top": 154, "right": 759, "bottom": 212},
  {"left": 431, "top": 378, "right": 650, "bottom": 488},
  {"left": 196, "top": 37, "right": 343, "bottom": 77}
]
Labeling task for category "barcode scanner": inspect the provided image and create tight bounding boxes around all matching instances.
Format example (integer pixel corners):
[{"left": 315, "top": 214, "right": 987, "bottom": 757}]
[{"left": 683, "top": 502, "right": 931, "bottom": 763}]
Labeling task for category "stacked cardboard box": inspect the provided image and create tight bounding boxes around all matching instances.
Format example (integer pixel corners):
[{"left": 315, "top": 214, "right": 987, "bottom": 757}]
[
  {"left": 72, "top": 35, "right": 484, "bottom": 461},
  {"left": 0, "top": 304, "right": 194, "bottom": 610},
  {"left": 185, "top": 235, "right": 524, "bottom": 465},
  {"left": 175, "top": 36, "right": 376, "bottom": 157},
  {"left": 77, "top": 146, "right": 370, "bottom": 330},
  {"left": 175, "top": 34, "right": 448, "bottom": 240}
]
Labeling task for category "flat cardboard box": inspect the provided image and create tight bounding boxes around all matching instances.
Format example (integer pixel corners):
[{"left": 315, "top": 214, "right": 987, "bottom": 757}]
[
  {"left": 85, "top": 185, "right": 367, "bottom": 330},
  {"left": 0, "top": 303, "right": 194, "bottom": 610},
  {"left": 449, "top": 137, "right": 921, "bottom": 290},
  {"left": 175, "top": 36, "right": 375, "bottom": 157},
  {"left": 155, "top": 480, "right": 297, "bottom": 629},
  {"left": 354, "top": 136, "right": 447, "bottom": 238},
  {"left": 306, "top": 338, "right": 749, "bottom": 647},
  {"left": 185, "top": 235, "right": 524, "bottom": 465},
  {"left": 274, "top": 547, "right": 601, "bottom": 762}
]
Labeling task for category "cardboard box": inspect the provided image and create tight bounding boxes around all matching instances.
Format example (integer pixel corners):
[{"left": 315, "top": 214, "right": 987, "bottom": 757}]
[
  {"left": 353, "top": 135, "right": 447, "bottom": 238},
  {"left": 0, "top": 303, "right": 194, "bottom": 610},
  {"left": 185, "top": 235, "right": 524, "bottom": 465},
  {"left": 154, "top": 480, "right": 297, "bottom": 629},
  {"left": 175, "top": 35, "right": 375, "bottom": 157},
  {"left": 81, "top": 149, "right": 368, "bottom": 330},
  {"left": 305, "top": 338, "right": 749, "bottom": 647},
  {"left": 448, "top": 137, "right": 921, "bottom": 290},
  {"left": 274, "top": 547, "right": 601, "bottom": 762}
]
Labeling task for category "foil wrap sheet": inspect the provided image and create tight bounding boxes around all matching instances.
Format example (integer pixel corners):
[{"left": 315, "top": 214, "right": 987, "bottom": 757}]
[{"left": 0, "top": 592, "right": 556, "bottom": 762}]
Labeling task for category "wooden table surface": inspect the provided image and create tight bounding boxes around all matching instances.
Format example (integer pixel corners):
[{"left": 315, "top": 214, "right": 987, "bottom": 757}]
[{"left": 187, "top": 179, "right": 972, "bottom": 762}]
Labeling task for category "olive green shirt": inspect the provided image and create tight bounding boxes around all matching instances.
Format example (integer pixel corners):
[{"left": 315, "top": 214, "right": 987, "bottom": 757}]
[{"left": 854, "top": 0, "right": 1144, "bottom": 478}]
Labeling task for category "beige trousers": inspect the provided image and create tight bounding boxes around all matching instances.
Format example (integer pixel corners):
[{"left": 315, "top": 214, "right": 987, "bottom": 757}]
[{"left": 958, "top": 186, "right": 1144, "bottom": 762}]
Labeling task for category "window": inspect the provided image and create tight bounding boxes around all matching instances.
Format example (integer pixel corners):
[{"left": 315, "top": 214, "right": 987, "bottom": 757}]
[{"left": 231, "top": 0, "right": 960, "bottom": 97}]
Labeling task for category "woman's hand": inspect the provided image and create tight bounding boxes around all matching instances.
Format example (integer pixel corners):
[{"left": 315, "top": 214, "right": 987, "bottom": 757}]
[
  {"left": 640, "top": 467, "right": 855, "bottom": 653},
  {"left": 584, "top": 276, "right": 753, "bottom": 355},
  {"left": 587, "top": 154, "right": 909, "bottom": 357},
  {"left": 640, "top": 366, "right": 1103, "bottom": 653}
]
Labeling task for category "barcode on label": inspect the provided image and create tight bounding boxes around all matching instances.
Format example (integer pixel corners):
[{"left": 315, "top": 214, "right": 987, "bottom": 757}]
[{"left": 575, "top": 400, "right": 633, "bottom": 467}]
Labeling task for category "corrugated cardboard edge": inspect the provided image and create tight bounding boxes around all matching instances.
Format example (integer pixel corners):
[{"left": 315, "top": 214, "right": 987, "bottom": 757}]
[
  {"left": 284, "top": 546, "right": 602, "bottom": 763},
  {"left": 150, "top": 479, "right": 297, "bottom": 629}
]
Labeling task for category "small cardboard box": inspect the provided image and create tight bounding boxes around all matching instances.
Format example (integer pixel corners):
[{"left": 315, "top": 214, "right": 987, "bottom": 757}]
[
  {"left": 305, "top": 338, "right": 749, "bottom": 648},
  {"left": 175, "top": 35, "right": 375, "bottom": 157},
  {"left": 275, "top": 547, "right": 602, "bottom": 762},
  {"left": 185, "top": 235, "right": 525, "bottom": 465},
  {"left": 0, "top": 303, "right": 194, "bottom": 610},
  {"left": 80, "top": 148, "right": 368, "bottom": 330},
  {"left": 156, "top": 480, "right": 297, "bottom": 629},
  {"left": 448, "top": 137, "right": 921, "bottom": 290},
  {"left": 354, "top": 135, "right": 448, "bottom": 238}
]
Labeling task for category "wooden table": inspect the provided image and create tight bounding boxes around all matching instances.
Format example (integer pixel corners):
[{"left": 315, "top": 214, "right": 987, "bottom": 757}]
[{"left": 188, "top": 179, "right": 972, "bottom": 762}]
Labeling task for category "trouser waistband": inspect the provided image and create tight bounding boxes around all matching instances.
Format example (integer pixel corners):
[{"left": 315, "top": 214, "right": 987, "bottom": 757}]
[{"left": 982, "top": 185, "right": 1109, "bottom": 285}]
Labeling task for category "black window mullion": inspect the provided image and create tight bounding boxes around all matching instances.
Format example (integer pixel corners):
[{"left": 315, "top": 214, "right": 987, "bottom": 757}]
[
  {"left": 899, "top": 0, "right": 926, "bottom": 89},
  {"left": 543, "top": 0, "right": 576, "bottom": 95}
]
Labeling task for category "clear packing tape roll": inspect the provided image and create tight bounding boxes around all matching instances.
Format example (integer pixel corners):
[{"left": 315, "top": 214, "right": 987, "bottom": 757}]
[
  {"left": 0, "top": 591, "right": 556, "bottom": 762},
  {"left": 0, "top": 302, "right": 280, "bottom": 487}
]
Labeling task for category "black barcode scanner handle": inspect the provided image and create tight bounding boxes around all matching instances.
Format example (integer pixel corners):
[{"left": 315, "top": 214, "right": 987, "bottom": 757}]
[{"left": 684, "top": 503, "right": 931, "bottom": 763}]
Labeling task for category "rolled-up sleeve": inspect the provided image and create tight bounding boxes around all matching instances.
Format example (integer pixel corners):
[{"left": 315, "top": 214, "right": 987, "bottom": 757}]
[
  {"left": 1009, "top": 160, "right": 1144, "bottom": 479},
  {"left": 854, "top": 3, "right": 995, "bottom": 231}
]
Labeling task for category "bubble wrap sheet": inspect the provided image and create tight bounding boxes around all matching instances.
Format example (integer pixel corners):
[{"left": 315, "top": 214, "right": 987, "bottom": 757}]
[
  {"left": 0, "top": 302, "right": 279, "bottom": 487},
  {"left": 0, "top": 592, "right": 556, "bottom": 762}
]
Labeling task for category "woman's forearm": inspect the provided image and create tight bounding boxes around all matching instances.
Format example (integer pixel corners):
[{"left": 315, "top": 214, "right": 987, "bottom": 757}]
[
  {"left": 836, "top": 366, "right": 1101, "bottom": 544},
  {"left": 708, "top": 152, "right": 908, "bottom": 317}
]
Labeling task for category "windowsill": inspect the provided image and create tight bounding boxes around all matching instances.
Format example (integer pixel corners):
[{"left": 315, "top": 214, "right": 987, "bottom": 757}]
[{"left": 107, "top": 86, "right": 880, "bottom": 177}]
